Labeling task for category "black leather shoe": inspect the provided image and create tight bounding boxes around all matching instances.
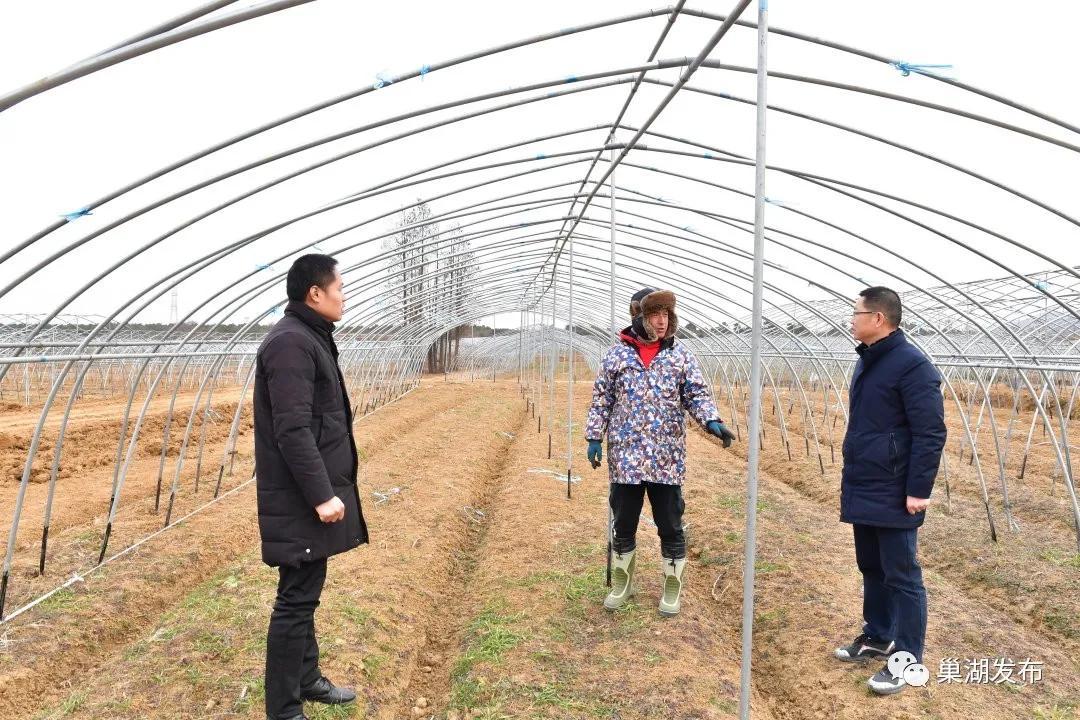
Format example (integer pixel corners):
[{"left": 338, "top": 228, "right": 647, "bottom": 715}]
[
  {"left": 300, "top": 676, "right": 356, "bottom": 705},
  {"left": 267, "top": 715, "right": 307, "bottom": 720}
]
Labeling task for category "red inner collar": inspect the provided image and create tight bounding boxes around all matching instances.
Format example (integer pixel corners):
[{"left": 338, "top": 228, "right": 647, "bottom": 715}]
[
  {"left": 620, "top": 331, "right": 661, "bottom": 368},
  {"left": 620, "top": 331, "right": 655, "bottom": 347}
]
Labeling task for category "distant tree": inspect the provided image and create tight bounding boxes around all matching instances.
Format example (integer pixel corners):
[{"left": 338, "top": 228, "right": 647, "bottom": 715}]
[{"left": 384, "top": 204, "right": 477, "bottom": 373}]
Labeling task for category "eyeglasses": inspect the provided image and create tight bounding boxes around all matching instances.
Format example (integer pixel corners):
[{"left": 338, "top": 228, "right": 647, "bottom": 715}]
[{"left": 851, "top": 310, "right": 879, "bottom": 317}]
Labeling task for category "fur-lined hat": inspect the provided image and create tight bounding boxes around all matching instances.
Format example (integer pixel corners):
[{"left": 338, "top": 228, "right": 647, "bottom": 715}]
[{"left": 629, "top": 287, "right": 678, "bottom": 341}]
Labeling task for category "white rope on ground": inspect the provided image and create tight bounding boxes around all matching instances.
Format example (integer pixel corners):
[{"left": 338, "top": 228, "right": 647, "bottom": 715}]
[
  {"left": 1, "top": 383, "right": 415, "bottom": 625},
  {"left": 462, "top": 506, "right": 486, "bottom": 523},
  {"left": 527, "top": 468, "right": 581, "bottom": 484},
  {"left": 372, "top": 487, "right": 402, "bottom": 505},
  {"left": 0, "top": 473, "right": 256, "bottom": 626},
  {"left": 712, "top": 573, "right": 732, "bottom": 603}
]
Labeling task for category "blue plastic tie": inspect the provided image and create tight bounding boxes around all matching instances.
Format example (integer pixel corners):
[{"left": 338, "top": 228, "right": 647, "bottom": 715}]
[
  {"left": 703, "top": 152, "right": 713, "bottom": 159},
  {"left": 419, "top": 64, "right": 431, "bottom": 80},
  {"left": 890, "top": 61, "right": 953, "bottom": 78},
  {"left": 565, "top": 75, "right": 578, "bottom": 83},
  {"left": 764, "top": 196, "right": 785, "bottom": 207},
  {"left": 536, "top": 153, "right": 546, "bottom": 160},
  {"left": 256, "top": 263, "right": 273, "bottom": 271},
  {"left": 374, "top": 72, "right": 394, "bottom": 89},
  {"left": 61, "top": 207, "right": 92, "bottom": 222}
]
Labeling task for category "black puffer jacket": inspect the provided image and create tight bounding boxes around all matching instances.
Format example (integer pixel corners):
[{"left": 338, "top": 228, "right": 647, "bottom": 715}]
[{"left": 254, "top": 301, "right": 368, "bottom": 567}]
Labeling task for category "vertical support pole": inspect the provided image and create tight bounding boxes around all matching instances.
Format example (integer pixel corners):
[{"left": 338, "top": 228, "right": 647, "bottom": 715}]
[
  {"left": 606, "top": 147, "right": 618, "bottom": 587},
  {"left": 531, "top": 308, "right": 539, "bottom": 423},
  {"left": 739, "top": 3, "right": 769, "bottom": 719},
  {"left": 610, "top": 147, "right": 618, "bottom": 342},
  {"left": 548, "top": 270, "right": 558, "bottom": 459},
  {"left": 566, "top": 235, "right": 576, "bottom": 499},
  {"left": 492, "top": 314, "right": 497, "bottom": 382},
  {"left": 527, "top": 311, "right": 531, "bottom": 394}
]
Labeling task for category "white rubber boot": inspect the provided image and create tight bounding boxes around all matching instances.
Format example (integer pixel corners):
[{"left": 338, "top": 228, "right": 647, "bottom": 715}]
[
  {"left": 603, "top": 549, "right": 637, "bottom": 610},
  {"left": 658, "top": 556, "right": 687, "bottom": 616}
]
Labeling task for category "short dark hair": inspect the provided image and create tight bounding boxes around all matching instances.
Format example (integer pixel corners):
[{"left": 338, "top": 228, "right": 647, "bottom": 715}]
[
  {"left": 286, "top": 254, "right": 339, "bottom": 302},
  {"left": 859, "top": 286, "right": 902, "bottom": 327}
]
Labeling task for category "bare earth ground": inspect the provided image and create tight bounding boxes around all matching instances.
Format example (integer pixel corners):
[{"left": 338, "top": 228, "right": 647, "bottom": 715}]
[
  {"left": 0, "top": 386, "right": 250, "bottom": 614},
  {"left": 0, "top": 377, "right": 1076, "bottom": 719}
]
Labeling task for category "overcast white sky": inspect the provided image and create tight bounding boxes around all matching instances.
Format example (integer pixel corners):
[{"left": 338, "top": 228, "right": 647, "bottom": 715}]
[{"left": 1, "top": 1, "right": 1078, "bottom": 333}]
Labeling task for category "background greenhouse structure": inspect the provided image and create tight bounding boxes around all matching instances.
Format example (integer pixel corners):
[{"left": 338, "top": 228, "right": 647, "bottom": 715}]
[{"left": 0, "top": 2, "right": 1078, "bottom": 719}]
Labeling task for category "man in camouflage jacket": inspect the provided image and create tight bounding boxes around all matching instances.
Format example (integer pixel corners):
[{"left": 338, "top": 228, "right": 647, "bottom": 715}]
[{"left": 585, "top": 288, "right": 736, "bottom": 616}]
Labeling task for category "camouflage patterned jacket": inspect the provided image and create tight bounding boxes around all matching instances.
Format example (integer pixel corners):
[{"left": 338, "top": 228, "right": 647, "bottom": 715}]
[{"left": 585, "top": 331, "right": 721, "bottom": 485}]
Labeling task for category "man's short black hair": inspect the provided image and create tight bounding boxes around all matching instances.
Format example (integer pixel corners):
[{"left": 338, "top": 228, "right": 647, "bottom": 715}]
[
  {"left": 859, "top": 286, "right": 902, "bottom": 327},
  {"left": 286, "top": 254, "right": 339, "bottom": 302}
]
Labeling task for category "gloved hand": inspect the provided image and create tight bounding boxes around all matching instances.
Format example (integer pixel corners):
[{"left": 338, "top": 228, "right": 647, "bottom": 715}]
[
  {"left": 706, "top": 420, "right": 736, "bottom": 448},
  {"left": 587, "top": 439, "right": 603, "bottom": 468}
]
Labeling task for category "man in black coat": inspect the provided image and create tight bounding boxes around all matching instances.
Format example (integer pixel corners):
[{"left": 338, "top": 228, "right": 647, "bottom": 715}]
[
  {"left": 832, "top": 287, "right": 946, "bottom": 695},
  {"left": 255, "top": 254, "right": 368, "bottom": 720}
]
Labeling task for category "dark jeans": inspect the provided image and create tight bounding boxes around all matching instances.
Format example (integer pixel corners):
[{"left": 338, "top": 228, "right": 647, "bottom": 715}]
[
  {"left": 853, "top": 524, "right": 927, "bottom": 663},
  {"left": 266, "top": 558, "right": 327, "bottom": 719},
  {"left": 609, "top": 482, "right": 686, "bottom": 559}
]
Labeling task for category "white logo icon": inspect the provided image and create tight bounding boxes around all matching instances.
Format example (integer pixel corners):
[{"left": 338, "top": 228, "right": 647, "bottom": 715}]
[
  {"left": 903, "top": 663, "right": 931, "bottom": 687},
  {"left": 887, "top": 651, "right": 929, "bottom": 687}
]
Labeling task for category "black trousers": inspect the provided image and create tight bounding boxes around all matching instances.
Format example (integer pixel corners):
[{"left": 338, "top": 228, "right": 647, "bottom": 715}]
[
  {"left": 853, "top": 524, "right": 927, "bottom": 662},
  {"left": 609, "top": 482, "right": 686, "bottom": 559},
  {"left": 266, "top": 558, "right": 327, "bottom": 719}
]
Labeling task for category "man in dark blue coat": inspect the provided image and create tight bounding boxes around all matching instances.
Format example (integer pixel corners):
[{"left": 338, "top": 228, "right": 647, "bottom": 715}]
[{"left": 832, "top": 287, "right": 946, "bottom": 695}]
